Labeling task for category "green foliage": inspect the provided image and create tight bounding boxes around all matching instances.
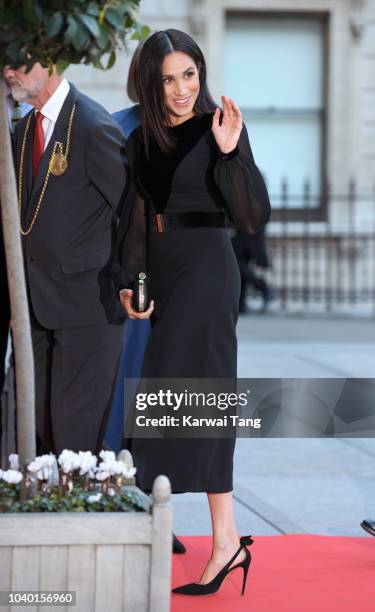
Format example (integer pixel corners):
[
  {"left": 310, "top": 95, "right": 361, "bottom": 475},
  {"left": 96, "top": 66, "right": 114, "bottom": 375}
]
[
  {"left": 0, "top": 480, "right": 147, "bottom": 513},
  {"left": 0, "top": 481, "right": 18, "bottom": 512},
  {"left": 0, "top": 0, "right": 150, "bottom": 72}
]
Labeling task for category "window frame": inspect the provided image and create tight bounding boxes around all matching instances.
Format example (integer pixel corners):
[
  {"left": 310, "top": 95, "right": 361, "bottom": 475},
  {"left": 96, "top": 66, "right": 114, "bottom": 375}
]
[{"left": 225, "top": 9, "right": 330, "bottom": 221}]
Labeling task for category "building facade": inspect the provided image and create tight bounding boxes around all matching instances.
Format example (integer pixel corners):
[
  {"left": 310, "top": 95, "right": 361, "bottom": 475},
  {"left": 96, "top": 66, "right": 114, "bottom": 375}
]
[
  {"left": 67, "top": 0, "right": 374, "bottom": 204},
  {"left": 66, "top": 0, "right": 375, "bottom": 312}
]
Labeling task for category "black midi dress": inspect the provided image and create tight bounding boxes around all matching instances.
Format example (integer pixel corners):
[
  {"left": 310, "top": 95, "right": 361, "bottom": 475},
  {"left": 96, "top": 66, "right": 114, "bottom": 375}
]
[{"left": 115, "top": 113, "right": 270, "bottom": 493}]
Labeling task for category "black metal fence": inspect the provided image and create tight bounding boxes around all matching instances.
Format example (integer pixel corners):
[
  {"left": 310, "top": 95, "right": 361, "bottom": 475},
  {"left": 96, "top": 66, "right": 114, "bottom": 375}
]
[{"left": 253, "top": 179, "right": 375, "bottom": 316}]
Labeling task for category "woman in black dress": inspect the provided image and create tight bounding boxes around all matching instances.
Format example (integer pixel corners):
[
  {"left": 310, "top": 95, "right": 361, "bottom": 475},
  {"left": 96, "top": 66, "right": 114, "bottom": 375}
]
[{"left": 115, "top": 29, "right": 271, "bottom": 596}]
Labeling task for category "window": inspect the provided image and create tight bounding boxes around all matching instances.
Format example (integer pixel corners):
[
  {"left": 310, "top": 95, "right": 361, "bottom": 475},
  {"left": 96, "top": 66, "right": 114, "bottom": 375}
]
[{"left": 224, "top": 12, "right": 328, "bottom": 218}]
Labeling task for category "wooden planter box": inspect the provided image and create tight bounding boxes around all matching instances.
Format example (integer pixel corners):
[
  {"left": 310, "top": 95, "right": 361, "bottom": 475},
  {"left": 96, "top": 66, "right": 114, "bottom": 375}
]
[{"left": 0, "top": 471, "right": 172, "bottom": 612}]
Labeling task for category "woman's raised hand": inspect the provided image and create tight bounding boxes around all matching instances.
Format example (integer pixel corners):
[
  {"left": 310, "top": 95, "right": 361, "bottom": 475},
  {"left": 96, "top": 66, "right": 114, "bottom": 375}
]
[
  {"left": 212, "top": 96, "right": 243, "bottom": 155},
  {"left": 119, "top": 289, "right": 154, "bottom": 320}
]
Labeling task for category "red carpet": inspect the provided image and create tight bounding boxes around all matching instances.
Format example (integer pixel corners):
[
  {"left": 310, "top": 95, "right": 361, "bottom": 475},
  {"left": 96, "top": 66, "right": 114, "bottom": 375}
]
[{"left": 171, "top": 535, "right": 375, "bottom": 611}]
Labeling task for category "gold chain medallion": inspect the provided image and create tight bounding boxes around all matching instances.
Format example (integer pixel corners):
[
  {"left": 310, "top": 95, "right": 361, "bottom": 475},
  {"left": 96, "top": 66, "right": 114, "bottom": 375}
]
[
  {"left": 18, "top": 104, "right": 76, "bottom": 235},
  {"left": 50, "top": 142, "right": 68, "bottom": 176}
]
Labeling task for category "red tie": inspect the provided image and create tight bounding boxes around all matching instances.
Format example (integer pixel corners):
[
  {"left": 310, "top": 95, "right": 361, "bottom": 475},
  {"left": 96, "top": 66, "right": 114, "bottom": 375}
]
[{"left": 32, "top": 111, "right": 45, "bottom": 182}]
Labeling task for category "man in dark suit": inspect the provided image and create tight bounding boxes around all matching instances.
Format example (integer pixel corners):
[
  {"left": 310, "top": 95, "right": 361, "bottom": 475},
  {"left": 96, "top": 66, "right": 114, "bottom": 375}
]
[
  {"left": 4, "top": 63, "right": 127, "bottom": 454},
  {"left": 231, "top": 226, "right": 273, "bottom": 313}
]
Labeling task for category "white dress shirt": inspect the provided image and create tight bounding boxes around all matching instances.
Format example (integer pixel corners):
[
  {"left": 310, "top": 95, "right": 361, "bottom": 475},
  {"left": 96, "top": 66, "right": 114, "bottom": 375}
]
[{"left": 37, "top": 78, "right": 70, "bottom": 150}]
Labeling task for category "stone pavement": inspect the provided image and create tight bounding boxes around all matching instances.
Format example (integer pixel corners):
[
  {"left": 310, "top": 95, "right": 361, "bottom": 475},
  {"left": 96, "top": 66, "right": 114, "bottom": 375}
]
[{"left": 171, "top": 314, "right": 375, "bottom": 537}]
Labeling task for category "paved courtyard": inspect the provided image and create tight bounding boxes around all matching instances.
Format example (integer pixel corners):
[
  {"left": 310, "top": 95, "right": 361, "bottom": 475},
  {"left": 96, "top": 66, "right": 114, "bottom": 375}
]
[{"left": 171, "top": 314, "right": 375, "bottom": 537}]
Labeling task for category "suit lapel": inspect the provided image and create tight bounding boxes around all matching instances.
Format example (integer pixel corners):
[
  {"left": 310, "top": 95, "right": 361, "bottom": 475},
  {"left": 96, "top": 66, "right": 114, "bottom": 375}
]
[
  {"left": 24, "top": 110, "right": 35, "bottom": 204},
  {"left": 17, "top": 109, "right": 35, "bottom": 227},
  {"left": 29, "top": 83, "right": 79, "bottom": 205}
]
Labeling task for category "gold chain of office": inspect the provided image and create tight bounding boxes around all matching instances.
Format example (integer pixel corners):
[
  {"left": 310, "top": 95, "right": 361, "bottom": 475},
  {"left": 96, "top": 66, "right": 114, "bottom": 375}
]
[{"left": 18, "top": 104, "right": 76, "bottom": 236}]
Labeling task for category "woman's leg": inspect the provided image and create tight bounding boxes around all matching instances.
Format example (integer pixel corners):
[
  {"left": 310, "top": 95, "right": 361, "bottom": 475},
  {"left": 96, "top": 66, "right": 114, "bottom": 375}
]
[{"left": 198, "top": 491, "right": 246, "bottom": 584}]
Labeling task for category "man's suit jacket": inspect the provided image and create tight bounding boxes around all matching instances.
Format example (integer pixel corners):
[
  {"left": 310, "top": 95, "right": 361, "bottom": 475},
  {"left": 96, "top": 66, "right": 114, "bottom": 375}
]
[
  {"left": 112, "top": 104, "right": 140, "bottom": 139},
  {"left": 13, "top": 83, "right": 128, "bottom": 329}
]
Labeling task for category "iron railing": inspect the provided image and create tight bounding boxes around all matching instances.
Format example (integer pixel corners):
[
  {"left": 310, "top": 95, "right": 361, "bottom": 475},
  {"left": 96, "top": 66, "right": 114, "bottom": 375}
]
[{"left": 252, "top": 180, "right": 375, "bottom": 316}]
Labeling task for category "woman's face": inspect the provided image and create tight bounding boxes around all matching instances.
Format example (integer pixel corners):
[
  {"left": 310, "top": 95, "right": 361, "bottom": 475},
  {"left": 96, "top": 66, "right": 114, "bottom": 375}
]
[{"left": 162, "top": 51, "right": 200, "bottom": 124}]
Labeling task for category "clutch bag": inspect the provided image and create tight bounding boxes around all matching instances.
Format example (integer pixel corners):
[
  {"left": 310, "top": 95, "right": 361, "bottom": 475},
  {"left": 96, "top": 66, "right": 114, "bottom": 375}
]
[{"left": 132, "top": 272, "right": 150, "bottom": 312}]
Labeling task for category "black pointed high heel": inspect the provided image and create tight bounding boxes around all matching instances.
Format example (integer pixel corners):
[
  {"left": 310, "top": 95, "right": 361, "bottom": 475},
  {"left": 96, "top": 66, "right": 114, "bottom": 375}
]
[{"left": 172, "top": 535, "right": 253, "bottom": 596}]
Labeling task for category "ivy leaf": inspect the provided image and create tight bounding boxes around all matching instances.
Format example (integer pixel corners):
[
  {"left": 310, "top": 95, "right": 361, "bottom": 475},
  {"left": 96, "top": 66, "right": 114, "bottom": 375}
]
[
  {"left": 86, "top": 2, "right": 100, "bottom": 17},
  {"left": 72, "top": 18, "right": 91, "bottom": 50},
  {"left": 56, "top": 58, "right": 70, "bottom": 75},
  {"left": 95, "top": 26, "right": 109, "bottom": 51},
  {"left": 106, "top": 50, "right": 116, "bottom": 70},
  {"left": 105, "top": 9, "right": 123, "bottom": 29},
  {"left": 33, "top": 1, "right": 43, "bottom": 23},
  {"left": 46, "top": 12, "right": 64, "bottom": 38},
  {"left": 131, "top": 24, "right": 151, "bottom": 41},
  {"left": 23, "top": 0, "right": 43, "bottom": 26},
  {"left": 79, "top": 13, "right": 101, "bottom": 38},
  {"left": 64, "top": 15, "right": 79, "bottom": 47}
]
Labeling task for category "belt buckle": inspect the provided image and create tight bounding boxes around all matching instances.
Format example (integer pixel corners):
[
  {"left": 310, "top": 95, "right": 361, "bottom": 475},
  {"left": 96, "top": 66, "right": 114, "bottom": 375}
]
[{"left": 156, "top": 213, "right": 164, "bottom": 233}]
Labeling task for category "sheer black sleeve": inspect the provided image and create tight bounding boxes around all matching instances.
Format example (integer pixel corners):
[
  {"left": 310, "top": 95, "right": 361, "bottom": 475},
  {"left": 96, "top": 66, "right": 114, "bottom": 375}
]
[
  {"left": 213, "top": 122, "right": 271, "bottom": 233},
  {"left": 112, "top": 129, "right": 147, "bottom": 293}
]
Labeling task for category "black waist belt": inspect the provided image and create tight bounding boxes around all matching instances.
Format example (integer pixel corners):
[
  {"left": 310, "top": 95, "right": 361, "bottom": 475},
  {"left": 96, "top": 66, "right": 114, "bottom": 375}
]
[{"left": 147, "top": 211, "right": 226, "bottom": 234}]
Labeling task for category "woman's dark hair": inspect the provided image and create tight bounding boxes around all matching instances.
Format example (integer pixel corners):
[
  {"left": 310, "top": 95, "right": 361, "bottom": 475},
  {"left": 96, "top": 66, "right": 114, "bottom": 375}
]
[
  {"left": 137, "top": 29, "right": 217, "bottom": 155},
  {"left": 126, "top": 40, "right": 145, "bottom": 103}
]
